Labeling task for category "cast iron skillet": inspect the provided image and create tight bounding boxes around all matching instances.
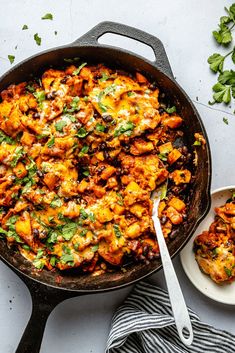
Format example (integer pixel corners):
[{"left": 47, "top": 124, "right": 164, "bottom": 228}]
[{"left": 0, "top": 21, "right": 211, "bottom": 353}]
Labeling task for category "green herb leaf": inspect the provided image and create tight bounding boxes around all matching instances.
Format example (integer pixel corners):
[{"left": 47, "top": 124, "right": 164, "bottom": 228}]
[
  {"left": 96, "top": 123, "right": 105, "bottom": 132},
  {"left": 77, "top": 127, "right": 88, "bottom": 138},
  {"left": 73, "top": 62, "right": 87, "bottom": 75},
  {"left": 80, "top": 208, "right": 88, "bottom": 219},
  {"left": 55, "top": 120, "right": 67, "bottom": 132},
  {"left": 114, "top": 121, "right": 135, "bottom": 137},
  {"left": 22, "top": 24, "right": 28, "bottom": 30},
  {"left": 0, "top": 130, "right": 15, "bottom": 144},
  {"left": 208, "top": 53, "right": 225, "bottom": 73},
  {"left": 223, "top": 117, "right": 229, "bottom": 125},
  {"left": 33, "top": 90, "right": 46, "bottom": 108},
  {"left": 50, "top": 196, "right": 62, "bottom": 208},
  {"left": 212, "top": 82, "right": 231, "bottom": 104},
  {"left": 63, "top": 96, "right": 80, "bottom": 113},
  {"left": 218, "top": 70, "right": 235, "bottom": 84},
  {"left": 0, "top": 227, "right": 8, "bottom": 236},
  {"left": 224, "top": 266, "right": 232, "bottom": 277},
  {"left": 99, "top": 72, "right": 109, "bottom": 82},
  {"left": 91, "top": 244, "right": 99, "bottom": 252},
  {"left": 62, "top": 222, "right": 78, "bottom": 241},
  {"left": 79, "top": 145, "right": 89, "bottom": 157},
  {"left": 41, "top": 13, "right": 53, "bottom": 20},
  {"left": 46, "top": 136, "right": 55, "bottom": 148},
  {"left": 50, "top": 256, "right": 57, "bottom": 266},
  {"left": 165, "top": 106, "right": 176, "bottom": 114},
  {"left": 8, "top": 55, "right": 15, "bottom": 64},
  {"left": 34, "top": 33, "right": 42, "bottom": 46},
  {"left": 193, "top": 141, "right": 201, "bottom": 146},
  {"left": 127, "top": 91, "right": 135, "bottom": 97},
  {"left": 10, "top": 147, "right": 25, "bottom": 167},
  {"left": 113, "top": 224, "right": 122, "bottom": 238},
  {"left": 61, "top": 253, "right": 74, "bottom": 264},
  {"left": 36, "top": 249, "right": 44, "bottom": 259},
  {"left": 33, "top": 259, "right": 45, "bottom": 269}
]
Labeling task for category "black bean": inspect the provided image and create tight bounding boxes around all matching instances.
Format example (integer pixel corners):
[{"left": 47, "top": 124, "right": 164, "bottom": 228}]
[
  {"left": 60, "top": 77, "right": 68, "bottom": 84},
  {"left": 102, "top": 115, "right": 113, "bottom": 123},
  {"left": 33, "top": 228, "right": 39, "bottom": 237},
  {"left": 158, "top": 108, "right": 165, "bottom": 115},
  {"left": 161, "top": 215, "right": 167, "bottom": 224},
  {"left": 33, "top": 112, "right": 40, "bottom": 119},
  {"left": 169, "top": 230, "right": 177, "bottom": 240},
  {"left": 99, "top": 142, "right": 107, "bottom": 151},
  {"left": 46, "top": 91, "right": 56, "bottom": 99},
  {"left": 37, "top": 170, "right": 44, "bottom": 178},
  {"left": 103, "top": 150, "right": 110, "bottom": 160}
]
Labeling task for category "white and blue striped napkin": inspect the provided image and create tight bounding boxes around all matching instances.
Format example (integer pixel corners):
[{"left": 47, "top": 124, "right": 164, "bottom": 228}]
[{"left": 106, "top": 281, "right": 235, "bottom": 353}]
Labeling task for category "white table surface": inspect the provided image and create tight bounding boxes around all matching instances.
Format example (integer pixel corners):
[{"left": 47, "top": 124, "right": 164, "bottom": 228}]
[{"left": 0, "top": 0, "right": 235, "bottom": 352}]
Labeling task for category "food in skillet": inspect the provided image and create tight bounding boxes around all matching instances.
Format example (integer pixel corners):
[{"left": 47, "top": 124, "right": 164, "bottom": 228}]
[
  {"left": 0, "top": 63, "right": 193, "bottom": 273},
  {"left": 194, "top": 197, "right": 235, "bottom": 284}
]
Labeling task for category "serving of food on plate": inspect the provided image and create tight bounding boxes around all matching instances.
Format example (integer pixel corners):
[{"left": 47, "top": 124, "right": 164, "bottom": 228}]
[
  {"left": 194, "top": 197, "right": 235, "bottom": 285},
  {"left": 0, "top": 63, "right": 194, "bottom": 274},
  {"left": 180, "top": 187, "right": 235, "bottom": 305}
]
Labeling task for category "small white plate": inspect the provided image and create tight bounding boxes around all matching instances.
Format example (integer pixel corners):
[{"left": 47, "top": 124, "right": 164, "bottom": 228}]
[{"left": 180, "top": 185, "right": 235, "bottom": 305}]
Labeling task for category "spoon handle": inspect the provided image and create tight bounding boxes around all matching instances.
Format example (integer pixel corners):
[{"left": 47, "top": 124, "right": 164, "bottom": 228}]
[{"left": 152, "top": 204, "right": 193, "bottom": 346}]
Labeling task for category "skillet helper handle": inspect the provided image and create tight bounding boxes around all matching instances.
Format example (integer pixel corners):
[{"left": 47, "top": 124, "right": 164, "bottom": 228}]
[
  {"left": 74, "top": 21, "right": 173, "bottom": 78},
  {"left": 15, "top": 276, "right": 77, "bottom": 353},
  {"left": 152, "top": 208, "right": 193, "bottom": 346}
]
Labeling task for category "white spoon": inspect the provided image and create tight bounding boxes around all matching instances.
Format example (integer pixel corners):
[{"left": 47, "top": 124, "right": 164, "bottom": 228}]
[{"left": 152, "top": 188, "right": 194, "bottom": 346}]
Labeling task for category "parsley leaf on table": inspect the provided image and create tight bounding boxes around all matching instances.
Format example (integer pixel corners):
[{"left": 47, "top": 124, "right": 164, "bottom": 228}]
[
  {"left": 34, "top": 33, "right": 42, "bottom": 46},
  {"left": 41, "top": 13, "right": 53, "bottom": 20}
]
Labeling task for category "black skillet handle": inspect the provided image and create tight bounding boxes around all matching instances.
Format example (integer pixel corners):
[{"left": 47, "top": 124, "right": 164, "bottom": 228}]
[
  {"left": 15, "top": 273, "right": 77, "bottom": 353},
  {"left": 73, "top": 21, "right": 174, "bottom": 78}
]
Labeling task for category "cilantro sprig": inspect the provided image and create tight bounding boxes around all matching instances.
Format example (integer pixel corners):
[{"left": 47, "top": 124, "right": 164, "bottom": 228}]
[{"left": 208, "top": 4, "right": 235, "bottom": 111}]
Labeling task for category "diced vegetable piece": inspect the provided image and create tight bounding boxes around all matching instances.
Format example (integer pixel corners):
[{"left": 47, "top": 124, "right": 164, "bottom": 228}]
[
  {"left": 13, "top": 162, "right": 27, "bottom": 178},
  {"left": 166, "top": 206, "right": 183, "bottom": 225},
  {"left": 136, "top": 72, "right": 148, "bottom": 83},
  {"left": 158, "top": 142, "right": 173, "bottom": 154},
  {"left": 167, "top": 149, "right": 182, "bottom": 165},
  {"left": 168, "top": 197, "right": 186, "bottom": 212},
  {"left": 170, "top": 169, "right": 191, "bottom": 185},
  {"left": 162, "top": 116, "right": 183, "bottom": 129},
  {"left": 97, "top": 208, "right": 113, "bottom": 223},
  {"left": 100, "top": 166, "right": 116, "bottom": 180},
  {"left": 126, "top": 222, "right": 141, "bottom": 238}
]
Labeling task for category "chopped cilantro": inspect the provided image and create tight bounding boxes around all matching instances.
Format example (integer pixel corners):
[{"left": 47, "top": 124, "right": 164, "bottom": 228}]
[
  {"left": 96, "top": 123, "right": 105, "bottom": 132},
  {"left": 224, "top": 266, "right": 232, "bottom": 277},
  {"left": 114, "top": 122, "right": 135, "bottom": 137},
  {"left": 113, "top": 224, "right": 122, "bottom": 238},
  {"left": 158, "top": 153, "right": 168, "bottom": 162},
  {"left": 80, "top": 208, "right": 88, "bottom": 219},
  {"left": 8, "top": 55, "right": 15, "bottom": 64},
  {"left": 63, "top": 96, "right": 80, "bottom": 113},
  {"left": 193, "top": 141, "right": 201, "bottom": 146},
  {"left": 33, "top": 90, "right": 45, "bottom": 108},
  {"left": 10, "top": 147, "right": 25, "bottom": 167},
  {"left": 55, "top": 120, "right": 67, "bottom": 132},
  {"left": 73, "top": 62, "right": 87, "bottom": 75},
  {"left": 61, "top": 222, "right": 78, "bottom": 241},
  {"left": 34, "top": 33, "right": 42, "bottom": 46},
  {"left": 41, "top": 13, "right": 53, "bottom": 20},
  {"left": 33, "top": 259, "right": 45, "bottom": 269},
  {"left": 22, "top": 244, "right": 31, "bottom": 250},
  {"left": 223, "top": 117, "right": 229, "bottom": 125},
  {"left": 50, "top": 196, "right": 62, "bottom": 208},
  {"left": 127, "top": 91, "right": 134, "bottom": 97},
  {"left": 165, "top": 106, "right": 176, "bottom": 114},
  {"left": 46, "top": 136, "right": 55, "bottom": 148},
  {"left": 22, "top": 24, "right": 28, "bottom": 30},
  {"left": 77, "top": 127, "right": 88, "bottom": 138},
  {"left": 36, "top": 249, "right": 44, "bottom": 259},
  {"left": 91, "top": 244, "right": 99, "bottom": 252},
  {"left": 99, "top": 72, "right": 109, "bottom": 82},
  {"left": 0, "top": 130, "right": 15, "bottom": 144},
  {"left": 79, "top": 145, "right": 89, "bottom": 157},
  {"left": 61, "top": 253, "right": 74, "bottom": 264},
  {"left": 50, "top": 256, "right": 57, "bottom": 266}
]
